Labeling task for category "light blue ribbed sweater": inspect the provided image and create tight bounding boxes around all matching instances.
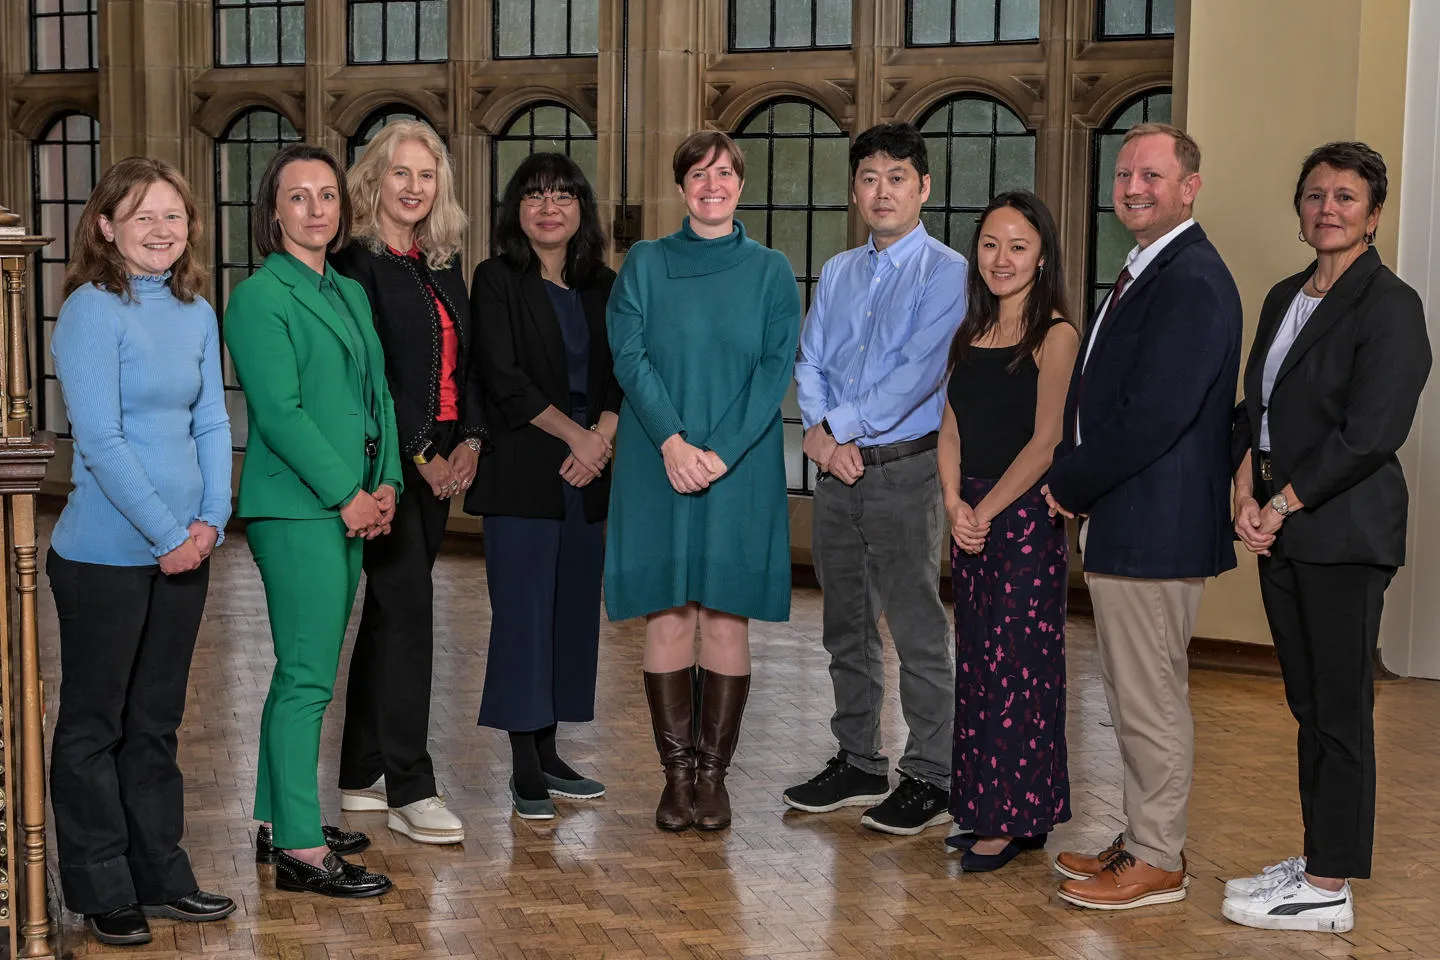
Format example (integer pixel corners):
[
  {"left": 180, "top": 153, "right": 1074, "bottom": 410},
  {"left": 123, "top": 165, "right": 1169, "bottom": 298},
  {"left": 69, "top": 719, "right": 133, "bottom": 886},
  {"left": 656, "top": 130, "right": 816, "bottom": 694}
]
[{"left": 50, "top": 276, "right": 232, "bottom": 566}]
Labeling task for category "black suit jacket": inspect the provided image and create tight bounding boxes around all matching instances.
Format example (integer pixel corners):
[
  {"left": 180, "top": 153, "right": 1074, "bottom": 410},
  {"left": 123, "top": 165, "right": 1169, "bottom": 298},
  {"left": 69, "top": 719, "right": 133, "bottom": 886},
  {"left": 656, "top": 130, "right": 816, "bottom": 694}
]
[
  {"left": 464, "top": 257, "right": 621, "bottom": 522},
  {"left": 329, "top": 242, "right": 485, "bottom": 458},
  {"left": 1048, "top": 223, "right": 1243, "bottom": 579},
  {"left": 1234, "top": 247, "right": 1431, "bottom": 567}
]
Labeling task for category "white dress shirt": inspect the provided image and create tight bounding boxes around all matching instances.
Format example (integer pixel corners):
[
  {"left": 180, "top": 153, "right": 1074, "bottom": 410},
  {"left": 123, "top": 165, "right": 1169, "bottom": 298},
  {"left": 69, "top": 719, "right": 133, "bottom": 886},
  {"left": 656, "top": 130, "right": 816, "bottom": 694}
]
[{"left": 1259, "top": 288, "right": 1323, "bottom": 451}]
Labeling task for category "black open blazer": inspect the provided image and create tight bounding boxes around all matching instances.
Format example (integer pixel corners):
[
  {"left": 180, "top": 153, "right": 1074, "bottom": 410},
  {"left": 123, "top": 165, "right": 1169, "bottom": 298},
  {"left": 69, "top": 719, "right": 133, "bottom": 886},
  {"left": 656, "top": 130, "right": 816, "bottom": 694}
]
[
  {"left": 329, "top": 242, "right": 486, "bottom": 458},
  {"left": 464, "top": 257, "right": 620, "bottom": 522},
  {"left": 1234, "top": 246, "right": 1431, "bottom": 567}
]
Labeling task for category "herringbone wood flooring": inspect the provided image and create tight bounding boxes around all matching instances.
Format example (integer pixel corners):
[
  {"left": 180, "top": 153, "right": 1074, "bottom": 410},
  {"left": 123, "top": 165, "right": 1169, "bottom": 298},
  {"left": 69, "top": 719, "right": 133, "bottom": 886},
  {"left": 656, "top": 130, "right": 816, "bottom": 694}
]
[{"left": 35, "top": 514, "right": 1440, "bottom": 959}]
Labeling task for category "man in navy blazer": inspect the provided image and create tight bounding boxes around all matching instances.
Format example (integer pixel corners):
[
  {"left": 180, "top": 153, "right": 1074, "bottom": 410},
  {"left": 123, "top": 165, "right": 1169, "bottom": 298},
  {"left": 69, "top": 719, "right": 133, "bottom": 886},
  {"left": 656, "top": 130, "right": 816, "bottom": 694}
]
[{"left": 1041, "top": 123, "right": 1242, "bottom": 910}]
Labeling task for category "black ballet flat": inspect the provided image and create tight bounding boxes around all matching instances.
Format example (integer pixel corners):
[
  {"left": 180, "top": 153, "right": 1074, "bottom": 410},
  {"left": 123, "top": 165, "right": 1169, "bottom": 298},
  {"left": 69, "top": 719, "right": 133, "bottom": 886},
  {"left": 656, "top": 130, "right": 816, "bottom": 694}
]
[
  {"left": 141, "top": 889, "right": 236, "bottom": 922},
  {"left": 256, "top": 822, "right": 370, "bottom": 864},
  {"left": 961, "top": 839, "right": 1024, "bottom": 872},
  {"left": 946, "top": 831, "right": 1047, "bottom": 853},
  {"left": 86, "top": 904, "right": 151, "bottom": 946},
  {"left": 273, "top": 849, "right": 391, "bottom": 899}
]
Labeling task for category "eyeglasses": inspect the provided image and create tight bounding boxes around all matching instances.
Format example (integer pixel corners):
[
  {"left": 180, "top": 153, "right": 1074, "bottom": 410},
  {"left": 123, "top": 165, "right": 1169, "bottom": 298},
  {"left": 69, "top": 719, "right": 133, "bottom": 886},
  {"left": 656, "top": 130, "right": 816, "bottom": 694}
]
[{"left": 520, "top": 192, "right": 577, "bottom": 209}]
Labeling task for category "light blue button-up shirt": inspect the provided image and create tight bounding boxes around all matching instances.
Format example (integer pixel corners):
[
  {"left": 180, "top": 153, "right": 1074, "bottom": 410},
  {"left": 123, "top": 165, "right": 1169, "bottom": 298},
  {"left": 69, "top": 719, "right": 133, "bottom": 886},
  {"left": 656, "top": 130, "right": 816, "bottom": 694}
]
[{"left": 794, "top": 222, "right": 967, "bottom": 445}]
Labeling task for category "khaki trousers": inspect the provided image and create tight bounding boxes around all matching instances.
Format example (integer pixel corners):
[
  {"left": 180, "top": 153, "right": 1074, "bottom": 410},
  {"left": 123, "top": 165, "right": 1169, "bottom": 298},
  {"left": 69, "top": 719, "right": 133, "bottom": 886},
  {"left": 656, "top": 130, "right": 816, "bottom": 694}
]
[{"left": 1084, "top": 568, "right": 1205, "bottom": 873}]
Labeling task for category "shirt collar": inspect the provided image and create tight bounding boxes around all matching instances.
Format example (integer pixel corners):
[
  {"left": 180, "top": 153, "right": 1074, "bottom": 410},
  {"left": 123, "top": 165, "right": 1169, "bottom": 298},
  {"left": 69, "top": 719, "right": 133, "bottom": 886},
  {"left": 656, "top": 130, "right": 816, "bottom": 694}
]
[
  {"left": 280, "top": 251, "right": 339, "bottom": 291},
  {"left": 1123, "top": 217, "right": 1195, "bottom": 280},
  {"left": 866, "top": 220, "right": 930, "bottom": 268}
]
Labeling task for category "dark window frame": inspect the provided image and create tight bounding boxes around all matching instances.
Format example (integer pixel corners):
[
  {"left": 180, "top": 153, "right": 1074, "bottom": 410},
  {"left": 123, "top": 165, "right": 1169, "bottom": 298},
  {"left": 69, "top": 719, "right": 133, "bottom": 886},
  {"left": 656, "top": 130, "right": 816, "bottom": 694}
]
[
  {"left": 30, "top": 111, "right": 101, "bottom": 438},
  {"left": 1086, "top": 88, "right": 1172, "bottom": 314},
  {"left": 917, "top": 93, "right": 1036, "bottom": 254},
  {"left": 1095, "top": 0, "right": 1175, "bottom": 40},
  {"left": 213, "top": 0, "right": 306, "bottom": 67},
  {"left": 727, "top": 0, "right": 853, "bottom": 53},
  {"left": 29, "top": 0, "right": 99, "bottom": 73},
  {"left": 493, "top": 0, "right": 599, "bottom": 60},
  {"left": 348, "top": 0, "right": 449, "bottom": 65},
  {"left": 903, "top": 0, "right": 1040, "bottom": 47}
]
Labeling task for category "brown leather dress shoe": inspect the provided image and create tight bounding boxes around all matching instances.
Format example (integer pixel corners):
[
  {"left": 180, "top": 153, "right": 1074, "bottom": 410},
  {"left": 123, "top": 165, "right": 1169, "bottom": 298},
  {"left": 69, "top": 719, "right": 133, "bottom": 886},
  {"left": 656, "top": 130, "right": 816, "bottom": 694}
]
[
  {"left": 1053, "top": 832, "right": 1125, "bottom": 880},
  {"left": 1056, "top": 850, "right": 1188, "bottom": 910}
]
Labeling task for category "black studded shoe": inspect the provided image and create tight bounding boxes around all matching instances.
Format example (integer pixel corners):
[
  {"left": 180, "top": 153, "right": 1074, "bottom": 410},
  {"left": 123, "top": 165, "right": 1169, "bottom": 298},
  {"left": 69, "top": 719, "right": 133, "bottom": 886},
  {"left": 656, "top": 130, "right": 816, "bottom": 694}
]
[
  {"left": 256, "top": 822, "right": 370, "bottom": 864},
  {"left": 85, "top": 904, "right": 151, "bottom": 946},
  {"left": 273, "top": 850, "right": 392, "bottom": 899}
]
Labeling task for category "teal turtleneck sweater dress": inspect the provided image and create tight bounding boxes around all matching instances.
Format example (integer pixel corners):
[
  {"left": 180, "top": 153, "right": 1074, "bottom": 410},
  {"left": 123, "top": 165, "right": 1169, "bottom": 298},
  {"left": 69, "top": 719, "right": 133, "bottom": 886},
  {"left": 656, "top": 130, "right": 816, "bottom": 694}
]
[{"left": 604, "top": 218, "right": 802, "bottom": 622}]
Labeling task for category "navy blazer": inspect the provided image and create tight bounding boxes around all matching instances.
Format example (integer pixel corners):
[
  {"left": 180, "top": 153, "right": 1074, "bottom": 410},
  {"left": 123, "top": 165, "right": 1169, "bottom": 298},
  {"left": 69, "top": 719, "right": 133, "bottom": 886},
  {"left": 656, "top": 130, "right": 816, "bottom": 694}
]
[{"left": 1047, "top": 223, "right": 1242, "bottom": 580}]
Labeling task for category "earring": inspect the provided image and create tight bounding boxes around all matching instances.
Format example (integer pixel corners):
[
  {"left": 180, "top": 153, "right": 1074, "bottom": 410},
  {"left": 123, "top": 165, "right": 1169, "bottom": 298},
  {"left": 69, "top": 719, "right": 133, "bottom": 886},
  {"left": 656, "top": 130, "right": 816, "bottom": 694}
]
[
  {"left": 1037, "top": 263, "right": 1044, "bottom": 273},
  {"left": 1298, "top": 230, "right": 1306, "bottom": 243},
  {"left": 1365, "top": 230, "right": 1376, "bottom": 244}
]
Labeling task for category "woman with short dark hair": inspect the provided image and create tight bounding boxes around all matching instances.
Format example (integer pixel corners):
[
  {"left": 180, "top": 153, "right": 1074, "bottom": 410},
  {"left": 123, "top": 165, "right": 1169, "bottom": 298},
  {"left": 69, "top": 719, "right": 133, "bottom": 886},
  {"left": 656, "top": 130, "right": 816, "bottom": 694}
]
[
  {"left": 1224, "top": 141, "right": 1431, "bottom": 933},
  {"left": 225, "top": 142, "right": 402, "bottom": 898},
  {"left": 466, "top": 152, "right": 618, "bottom": 819},
  {"left": 606, "top": 131, "right": 802, "bottom": 833}
]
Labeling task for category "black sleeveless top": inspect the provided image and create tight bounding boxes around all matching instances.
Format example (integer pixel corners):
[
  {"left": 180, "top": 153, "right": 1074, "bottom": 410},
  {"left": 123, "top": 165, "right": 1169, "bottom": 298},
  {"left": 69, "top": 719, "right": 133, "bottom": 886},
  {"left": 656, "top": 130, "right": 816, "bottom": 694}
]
[{"left": 947, "top": 317, "right": 1070, "bottom": 481}]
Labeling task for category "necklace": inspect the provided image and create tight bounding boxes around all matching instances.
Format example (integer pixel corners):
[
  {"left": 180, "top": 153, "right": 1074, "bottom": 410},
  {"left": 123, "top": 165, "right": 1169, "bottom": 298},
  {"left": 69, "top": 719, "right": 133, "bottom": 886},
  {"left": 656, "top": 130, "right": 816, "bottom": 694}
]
[{"left": 1307, "top": 276, "right": 1332, "bottom": 296}]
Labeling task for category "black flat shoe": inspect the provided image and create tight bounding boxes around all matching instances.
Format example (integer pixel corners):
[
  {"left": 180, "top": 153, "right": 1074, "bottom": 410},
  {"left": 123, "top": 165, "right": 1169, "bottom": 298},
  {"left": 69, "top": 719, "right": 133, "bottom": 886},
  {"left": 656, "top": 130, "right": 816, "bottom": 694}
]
[
  {"left": 946, "top": 831, "right": 1047, "bottom": 853},
  {"left": 256, "top": 823, "right": 370, "bottom": 863},
  {"left": 86, "top": 904, "right": 151, "bottom": 946},
  {"left": 273, "top": 850, "right": 392, "bottom": 899},
  {"left": 141, "top": 889, "right": 236, "bottom": 922},
  {"left": 961, "top": 839, "right": 1024, "bottom": 872}
]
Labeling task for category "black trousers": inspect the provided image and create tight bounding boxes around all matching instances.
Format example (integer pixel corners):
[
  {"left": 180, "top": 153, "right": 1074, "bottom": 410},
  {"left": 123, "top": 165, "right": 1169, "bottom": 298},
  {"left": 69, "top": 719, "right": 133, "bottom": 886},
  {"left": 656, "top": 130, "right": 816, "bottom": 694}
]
[
  {"left": 47, "top": 548, "right": 208, "bottom": 915},
  {"left": 338, "top": 421, "right": 457, "bottom": 807},
  {"left": 1259, "top": 542, "right": 1394, "bottom": 879}
]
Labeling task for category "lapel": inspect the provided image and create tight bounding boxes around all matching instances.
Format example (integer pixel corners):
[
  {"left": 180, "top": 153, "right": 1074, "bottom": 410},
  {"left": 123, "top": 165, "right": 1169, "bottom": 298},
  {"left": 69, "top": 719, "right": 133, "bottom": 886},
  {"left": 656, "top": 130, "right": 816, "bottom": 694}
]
[
  {"left": 1246, "top": 268, "right": 1310, "bottom": 396},
  {"left": 520, "top": 269, "right": 568, "bottom": 393},
  {"left": 581, "top": 280, "right": 609, "bottom": 407},
  {"left": 1089, "top": 223, "right": 1208, "bottom": 356},
  {"left": 1273, "top": 247, "right": 1383, "bottom": 387},
  {"left": 265, "top": 253, "right": 363, "bottom": 373}
]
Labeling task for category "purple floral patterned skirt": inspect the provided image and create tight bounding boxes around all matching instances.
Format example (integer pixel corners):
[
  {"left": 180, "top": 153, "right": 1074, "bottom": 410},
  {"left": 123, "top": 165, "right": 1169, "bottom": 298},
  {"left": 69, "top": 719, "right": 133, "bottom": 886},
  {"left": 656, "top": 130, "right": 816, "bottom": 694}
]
[{"left": 949, "top": 476, "right": 1070, "bottom": 837}]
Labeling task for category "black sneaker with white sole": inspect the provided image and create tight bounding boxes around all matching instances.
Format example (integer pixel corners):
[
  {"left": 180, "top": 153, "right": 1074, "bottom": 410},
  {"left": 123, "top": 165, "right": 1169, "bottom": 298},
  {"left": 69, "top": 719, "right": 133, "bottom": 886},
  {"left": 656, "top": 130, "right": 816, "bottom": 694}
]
[
  {"left": 859, "top": 775, "right": 950, "bottom": 835},
  {"left": 782, "top": 751, "right": 890, "bottom": 813}
]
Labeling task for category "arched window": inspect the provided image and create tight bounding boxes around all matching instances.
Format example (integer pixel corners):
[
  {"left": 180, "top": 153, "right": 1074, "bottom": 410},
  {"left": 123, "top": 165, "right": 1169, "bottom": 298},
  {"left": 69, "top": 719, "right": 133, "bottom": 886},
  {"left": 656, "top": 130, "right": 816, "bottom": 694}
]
[
  {"left": 1089, "top": 89, "right": 1171, "bottom": 312},
  {"left": 349, "top": 0, "right": 448, "bottom": 64},
  {"left": 729, "top": 0, "right": 851, "bottom": 51},
  {"left": 907, "top": 0, "right": 1039, "bottom": 46},
  {"left": 348, "top": 106, "right": 432, "bottom": 165},
  {"left": 918, "top": 95, "right": 1035, "bottom": 254},
  {"left": 1097, "top": 0, "right": 1175, "bottom": 39},
  {"left": 30, "top": 0, "right": 98, "bottom": 72},
  {"left": 494, "top": 0, "right": 599, "bottom": 58},
  {"left": 215, "top": 0, "right": 305, "bottom": 66},
  {"left": 491, "top": 103, "right": 596, "bottom": 222},
  {"left": 215, "top": 108, "right": 301, "bottom": 449},
  {"left": 31, "top": 113, "right": 100, "bottom": 437},
  {"left": 732, "top": 98, "right": 849, "bottom": 495}
]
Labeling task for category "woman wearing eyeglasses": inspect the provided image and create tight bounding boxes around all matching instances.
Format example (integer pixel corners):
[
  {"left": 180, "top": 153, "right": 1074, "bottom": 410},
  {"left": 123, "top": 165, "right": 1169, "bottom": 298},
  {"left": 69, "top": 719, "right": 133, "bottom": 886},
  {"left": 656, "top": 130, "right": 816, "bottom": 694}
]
[{"left": 465, "top": 153, "right": 619, "bottom": 819}]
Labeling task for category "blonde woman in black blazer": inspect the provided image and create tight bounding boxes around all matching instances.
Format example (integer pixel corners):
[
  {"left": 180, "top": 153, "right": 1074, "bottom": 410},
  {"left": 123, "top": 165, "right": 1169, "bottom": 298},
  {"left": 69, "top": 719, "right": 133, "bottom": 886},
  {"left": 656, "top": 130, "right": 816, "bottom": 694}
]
[{"left": 1226, "top": 142, "right": 1431, "bottom": 934}]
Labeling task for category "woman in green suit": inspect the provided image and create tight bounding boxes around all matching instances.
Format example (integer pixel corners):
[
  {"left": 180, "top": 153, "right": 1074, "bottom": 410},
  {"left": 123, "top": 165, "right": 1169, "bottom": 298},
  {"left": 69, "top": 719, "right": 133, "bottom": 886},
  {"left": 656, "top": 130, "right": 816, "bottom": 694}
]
[{"left": 224, "top": 144, "right": 402, "bottom": 899}]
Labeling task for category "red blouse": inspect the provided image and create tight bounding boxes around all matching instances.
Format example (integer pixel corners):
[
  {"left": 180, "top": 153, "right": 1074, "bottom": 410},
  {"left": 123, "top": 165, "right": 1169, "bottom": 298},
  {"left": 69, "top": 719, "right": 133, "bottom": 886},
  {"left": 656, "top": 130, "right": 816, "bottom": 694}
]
[{"left": 393, "top": 244, "right": 459, "bottom": 421}]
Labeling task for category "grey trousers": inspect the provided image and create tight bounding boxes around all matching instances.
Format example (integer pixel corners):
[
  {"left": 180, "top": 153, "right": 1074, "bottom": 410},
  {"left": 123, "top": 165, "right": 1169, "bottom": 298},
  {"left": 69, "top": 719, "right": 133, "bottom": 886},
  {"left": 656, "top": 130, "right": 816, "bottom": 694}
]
[{"left": 811, "top": 449, "right": 954, "bottom": 788}]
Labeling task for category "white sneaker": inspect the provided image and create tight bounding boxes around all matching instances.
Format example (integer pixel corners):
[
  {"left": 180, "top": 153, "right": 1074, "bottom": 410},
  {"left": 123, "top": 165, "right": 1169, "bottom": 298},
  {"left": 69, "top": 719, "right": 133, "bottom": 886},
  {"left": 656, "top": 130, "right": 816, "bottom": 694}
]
[
  {"left": 1222, "top": 875, "right": 1354, "bottom": 933},
  {"left": 1224, "top": 856, "right": 1306, "bottom": 898},
  {"left": 387, "top": 795, "right": 465, "bottom": 844},
  {"left": 340, "top": 775, "right": 388, "bottom": 812}
]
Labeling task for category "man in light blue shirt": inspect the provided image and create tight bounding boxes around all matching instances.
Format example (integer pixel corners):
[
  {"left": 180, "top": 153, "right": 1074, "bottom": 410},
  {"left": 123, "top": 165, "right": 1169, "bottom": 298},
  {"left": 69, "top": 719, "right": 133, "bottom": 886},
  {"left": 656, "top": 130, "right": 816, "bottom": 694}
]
[{"left": 783, "top": 123, "right": 967, "bottom": 835}]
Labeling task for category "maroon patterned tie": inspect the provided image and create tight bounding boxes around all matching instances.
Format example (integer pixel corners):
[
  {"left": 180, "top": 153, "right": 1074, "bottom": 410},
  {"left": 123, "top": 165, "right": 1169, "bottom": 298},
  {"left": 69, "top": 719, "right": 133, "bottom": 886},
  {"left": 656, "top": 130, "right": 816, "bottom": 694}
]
[{"left": 1076, "top": 267, "right": 1133, "bottom": 437}]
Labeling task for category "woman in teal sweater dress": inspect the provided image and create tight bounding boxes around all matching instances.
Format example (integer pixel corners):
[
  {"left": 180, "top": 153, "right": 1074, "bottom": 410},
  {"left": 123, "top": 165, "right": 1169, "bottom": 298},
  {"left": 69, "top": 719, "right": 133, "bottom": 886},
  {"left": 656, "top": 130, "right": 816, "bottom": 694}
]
[{"left": 607, "top": 131, "right": 801, "bottom": 832}]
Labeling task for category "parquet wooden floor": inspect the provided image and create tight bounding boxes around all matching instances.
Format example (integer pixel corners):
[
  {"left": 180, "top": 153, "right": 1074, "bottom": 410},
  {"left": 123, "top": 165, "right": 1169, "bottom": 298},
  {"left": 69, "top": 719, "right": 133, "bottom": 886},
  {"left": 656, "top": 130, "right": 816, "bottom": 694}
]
[{"left": 34, "top": 513, "right": 1440, "bottom": 959}]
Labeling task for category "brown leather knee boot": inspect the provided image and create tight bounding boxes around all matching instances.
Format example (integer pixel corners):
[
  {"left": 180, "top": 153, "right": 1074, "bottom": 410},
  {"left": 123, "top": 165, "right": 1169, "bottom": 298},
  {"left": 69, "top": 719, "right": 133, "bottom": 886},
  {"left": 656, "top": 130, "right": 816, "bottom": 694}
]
[
  {"left": 643, "top": 668, "right": 696, "bottom": 831},
  {"left": 693, "top": 670, "right": 751, "bottom": 831}
]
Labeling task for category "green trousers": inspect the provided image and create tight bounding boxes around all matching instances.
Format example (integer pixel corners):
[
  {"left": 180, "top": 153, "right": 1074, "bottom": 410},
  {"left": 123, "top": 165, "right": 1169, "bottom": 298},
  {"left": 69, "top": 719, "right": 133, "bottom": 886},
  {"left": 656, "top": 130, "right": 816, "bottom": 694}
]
[{"left": 248, "top": 517, "right": 363, "bottom": 850}]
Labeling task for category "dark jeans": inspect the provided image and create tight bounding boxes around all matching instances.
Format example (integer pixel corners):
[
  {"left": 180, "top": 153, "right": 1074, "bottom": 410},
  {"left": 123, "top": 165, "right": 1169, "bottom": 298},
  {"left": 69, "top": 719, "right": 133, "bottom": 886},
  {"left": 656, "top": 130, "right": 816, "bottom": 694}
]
[
  {"left": 1259, "top": 542, "right": 1394, "bottom": 879},
  {"left": 338, "top": 421, "right": 458, "bottom": 807},
  {"left": 811, "top": 449, "right": 954, "bottom": 788},
  {"left": 47, "top": 548, "right": 208, "bottom": 915}
]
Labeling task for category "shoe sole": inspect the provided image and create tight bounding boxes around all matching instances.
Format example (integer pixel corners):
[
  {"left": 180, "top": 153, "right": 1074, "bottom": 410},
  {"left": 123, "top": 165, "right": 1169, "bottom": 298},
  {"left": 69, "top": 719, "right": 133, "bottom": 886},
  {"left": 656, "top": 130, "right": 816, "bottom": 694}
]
[
  {"left": 140, "top": 903, "right": 237, "bottom": 922},
  {"left": 340, "top": 793, "right": 388, "bottom": 812},
  {"left": 89, "top": 927, "right": 152, "bottom": 946},
  {"left": 1057, "top": 883, "right": 1189, "bottom": 910},
  {"left": 656, "top": 820, "right": 692, "bottom": 831},
  {"left": 859, "top": 809, "right": 951, "bottom": 836},
  {"left": 1220, "top": 900, "right": 1354, "bottom": 932},
  {"left": 387, "top": 811, "right": 465, "bottom": 844},
  {"left": 548, "top": 787, "right": 605, "bottom": 800},
  {"left": 275, "top": 876, "right": 392, "bottom": 899},
  {"left": 512, "top": 806, "right": 556, "bottom": 821},
  {"left": 1053, "top": 859, "right": 1097, "bottom": 882},
  {"left": 782, "top": 792, "right": 890, "bottom": 814}
]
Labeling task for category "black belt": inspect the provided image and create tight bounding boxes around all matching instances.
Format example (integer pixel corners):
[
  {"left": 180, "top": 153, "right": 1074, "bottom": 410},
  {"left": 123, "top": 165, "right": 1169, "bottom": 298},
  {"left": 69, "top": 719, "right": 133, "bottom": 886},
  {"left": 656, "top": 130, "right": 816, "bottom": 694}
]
[
  {"left": 858, "top": 432, "right": 938, "bottom": 467},
  {"left": 364, "top": 439, "right": 378, "bottom": 459}
]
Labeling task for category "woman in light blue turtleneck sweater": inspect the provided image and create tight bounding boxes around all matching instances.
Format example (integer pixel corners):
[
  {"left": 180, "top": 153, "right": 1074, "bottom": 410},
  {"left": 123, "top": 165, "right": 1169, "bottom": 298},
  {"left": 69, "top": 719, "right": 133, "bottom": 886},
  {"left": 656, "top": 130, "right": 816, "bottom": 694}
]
[{"left": 46, "top": 157, "right": 234, "bottom": 947}]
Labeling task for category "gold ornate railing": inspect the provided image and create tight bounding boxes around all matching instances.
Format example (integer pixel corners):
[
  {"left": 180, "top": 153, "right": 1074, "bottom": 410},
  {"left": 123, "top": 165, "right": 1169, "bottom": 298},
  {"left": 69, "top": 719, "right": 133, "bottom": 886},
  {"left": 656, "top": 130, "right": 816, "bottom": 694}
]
[{"left": 0, "top": 202, "right": 58, "bottom": 960}]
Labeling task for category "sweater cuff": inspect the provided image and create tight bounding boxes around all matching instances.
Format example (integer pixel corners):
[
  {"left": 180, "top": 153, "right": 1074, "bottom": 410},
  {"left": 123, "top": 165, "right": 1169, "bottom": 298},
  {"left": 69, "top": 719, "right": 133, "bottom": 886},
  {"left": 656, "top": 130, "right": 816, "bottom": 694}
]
[{"left": 150, "top": 526, "right": 191, "bottom": 560}]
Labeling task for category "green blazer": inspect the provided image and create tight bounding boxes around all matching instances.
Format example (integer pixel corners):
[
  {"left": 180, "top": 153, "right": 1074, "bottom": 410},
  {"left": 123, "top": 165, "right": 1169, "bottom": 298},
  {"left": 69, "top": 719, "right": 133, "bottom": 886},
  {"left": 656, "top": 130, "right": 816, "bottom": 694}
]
[{"left": 225, "top": 252, "right": 403, "bottom": 520}]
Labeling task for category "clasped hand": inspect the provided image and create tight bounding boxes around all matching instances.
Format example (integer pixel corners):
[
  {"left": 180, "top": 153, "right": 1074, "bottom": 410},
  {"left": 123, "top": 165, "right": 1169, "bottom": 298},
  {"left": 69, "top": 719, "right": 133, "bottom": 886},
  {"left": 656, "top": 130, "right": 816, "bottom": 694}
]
[
  {"left": 947, "top": 498, "right": 990, "bottom": 555},
  {"left": 1040, "top": 483, "right": 1082, "bottom": 521},
  {"left": 158, "top": 520, "right": 219, "bottom": 575},
  {"left": 801, "top": 423, "right": 865, "bottom": 485},
  {"left": 661, "top": 435, "right": 726, "bottom": 494},
  {"left": 561, "top": 426, "right": 613, "bottom": 488},
  {"left": 1234, "top": 495, "right": 1282, "bottom": 556},
  {"left": 340, "top": 484, "right": 396, "bottom": 539}
]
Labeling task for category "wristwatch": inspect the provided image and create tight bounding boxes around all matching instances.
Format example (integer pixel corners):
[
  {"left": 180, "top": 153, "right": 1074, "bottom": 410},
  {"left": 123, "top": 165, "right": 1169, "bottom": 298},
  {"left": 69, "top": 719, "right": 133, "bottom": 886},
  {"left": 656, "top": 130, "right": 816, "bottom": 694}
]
[
  {"left": 412, "top": 439, "right": 437, "bottom": 465},
  {"left": 820, "top": 418, "right": 834, "bottom": 437},
  {"left": 1269, "top": 492, "right": 1292, "bottom": 517}
]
